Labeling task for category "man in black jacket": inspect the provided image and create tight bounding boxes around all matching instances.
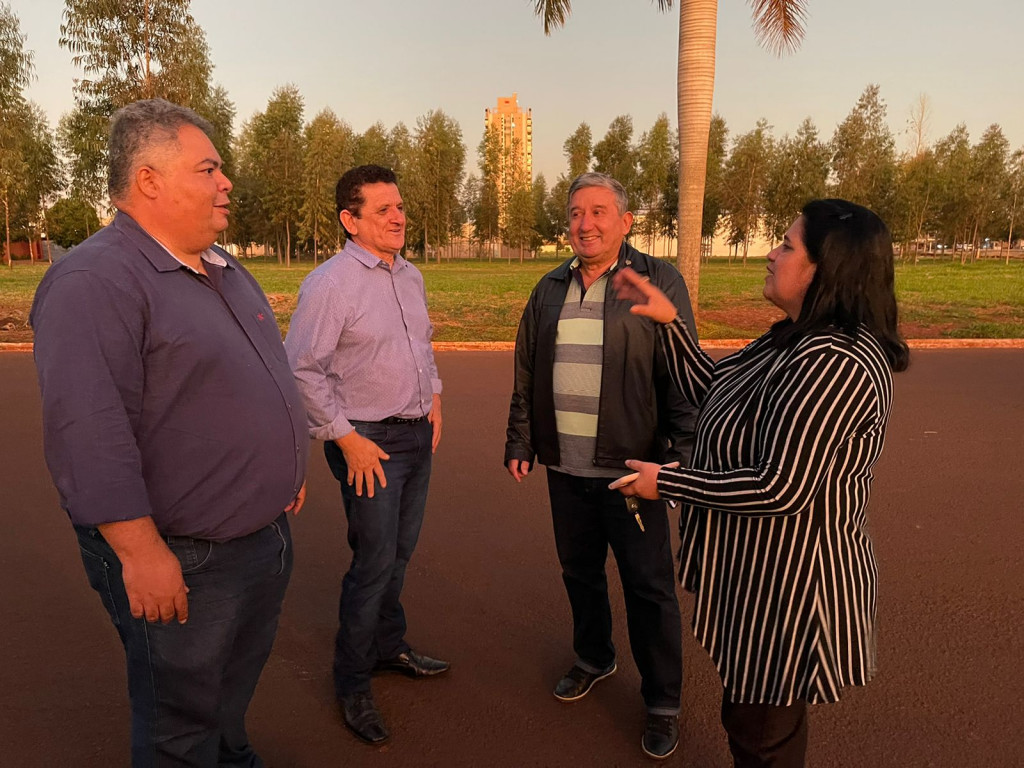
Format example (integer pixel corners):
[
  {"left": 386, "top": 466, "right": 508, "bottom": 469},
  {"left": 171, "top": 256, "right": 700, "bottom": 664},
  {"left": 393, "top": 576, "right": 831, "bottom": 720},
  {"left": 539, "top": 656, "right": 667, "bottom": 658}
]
[{"left": 504, "top": 172, "right": 696, "bottom": 760}]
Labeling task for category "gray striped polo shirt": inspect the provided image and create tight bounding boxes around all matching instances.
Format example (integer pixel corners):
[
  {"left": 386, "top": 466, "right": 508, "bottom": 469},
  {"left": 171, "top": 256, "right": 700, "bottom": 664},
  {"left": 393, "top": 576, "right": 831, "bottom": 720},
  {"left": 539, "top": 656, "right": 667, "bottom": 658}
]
[{"left": 552, "top": 260, "right": 618, "bottom": 478}]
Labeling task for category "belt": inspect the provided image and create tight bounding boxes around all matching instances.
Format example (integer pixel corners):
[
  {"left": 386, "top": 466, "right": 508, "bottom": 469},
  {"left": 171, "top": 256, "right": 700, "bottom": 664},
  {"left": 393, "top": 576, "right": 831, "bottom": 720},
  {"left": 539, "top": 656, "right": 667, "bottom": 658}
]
[{"left": 356, "top": 415, "right": 427, "bottom": 425}]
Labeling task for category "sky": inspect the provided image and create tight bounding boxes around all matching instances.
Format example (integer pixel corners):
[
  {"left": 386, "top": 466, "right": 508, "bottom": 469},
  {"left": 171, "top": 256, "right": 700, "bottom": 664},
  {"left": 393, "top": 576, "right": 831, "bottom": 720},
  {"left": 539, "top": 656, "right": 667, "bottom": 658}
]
[{"left": 13, "top": 0, "right": 1024, "bottom": 183}]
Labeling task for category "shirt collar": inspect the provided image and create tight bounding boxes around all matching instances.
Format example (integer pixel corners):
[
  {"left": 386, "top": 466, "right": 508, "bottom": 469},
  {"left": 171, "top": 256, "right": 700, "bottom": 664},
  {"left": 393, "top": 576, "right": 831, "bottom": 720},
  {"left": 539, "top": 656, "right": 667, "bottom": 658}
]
[
  {"left": 569, "top": 256, "right": 619, "bottom": 277},
  {"left": 154, "top": 242, "right": 228, "bottom": 273},
  {"left": 112, "top": 211, "right": 233, "bottom": 273},
  {"left": 343, "top": 238, "right": 406, "bottom": 272}
]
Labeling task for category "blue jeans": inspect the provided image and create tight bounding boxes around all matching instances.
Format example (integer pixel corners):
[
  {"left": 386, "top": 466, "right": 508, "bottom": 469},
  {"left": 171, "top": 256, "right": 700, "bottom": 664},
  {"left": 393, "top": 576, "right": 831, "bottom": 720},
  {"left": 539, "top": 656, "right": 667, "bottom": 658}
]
[
  {"left": 324, "top": 419, "right": 432, "bottom": 698},
  {"left": 75, "top": 514, "right": 292, "bottom": 767}
]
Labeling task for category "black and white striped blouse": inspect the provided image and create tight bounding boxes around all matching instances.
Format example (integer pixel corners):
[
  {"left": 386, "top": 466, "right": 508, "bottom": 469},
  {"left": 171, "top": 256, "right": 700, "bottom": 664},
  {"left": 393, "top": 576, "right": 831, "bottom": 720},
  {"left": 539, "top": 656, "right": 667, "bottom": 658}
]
[{"left": 656, "top": 318, "right": 894, "bottom": 706}]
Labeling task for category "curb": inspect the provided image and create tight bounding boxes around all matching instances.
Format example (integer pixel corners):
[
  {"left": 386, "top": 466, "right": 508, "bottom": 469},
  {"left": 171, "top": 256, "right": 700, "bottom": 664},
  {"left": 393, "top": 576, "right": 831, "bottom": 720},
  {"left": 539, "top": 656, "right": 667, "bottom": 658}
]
[
  {"left": 431, "top": 339, "right": 1024, "bottom": 351},
  {"left": 4, "top": 339, "right": 1024, "bottom": 354}
]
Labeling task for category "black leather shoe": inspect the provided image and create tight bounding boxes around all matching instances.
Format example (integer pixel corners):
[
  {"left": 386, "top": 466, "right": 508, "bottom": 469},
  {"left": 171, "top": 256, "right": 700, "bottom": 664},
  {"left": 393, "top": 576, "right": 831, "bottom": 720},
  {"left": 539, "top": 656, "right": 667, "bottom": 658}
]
[
  {"left": 641, "top": 713, "right": 679, "bottom": 760},
  {"left": 375, "top": 650, "right": 450, "bottom": 678},
  {"left": 552, "top": 662, "right": 617, "bottom": 701},
  {"left": 340, "top": 692, "right": 390, "bottom": 744}
]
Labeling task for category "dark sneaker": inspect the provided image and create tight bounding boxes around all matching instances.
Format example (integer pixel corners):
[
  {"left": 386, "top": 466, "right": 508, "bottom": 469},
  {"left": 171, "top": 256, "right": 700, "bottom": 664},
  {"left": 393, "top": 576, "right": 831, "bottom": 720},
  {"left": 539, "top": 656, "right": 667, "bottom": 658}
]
[
  {"left": 641, "top": 713, "right": 679, "bottom": 760},
  {"left": 552, "top": 662, "right": 617, "bottom": 702}
]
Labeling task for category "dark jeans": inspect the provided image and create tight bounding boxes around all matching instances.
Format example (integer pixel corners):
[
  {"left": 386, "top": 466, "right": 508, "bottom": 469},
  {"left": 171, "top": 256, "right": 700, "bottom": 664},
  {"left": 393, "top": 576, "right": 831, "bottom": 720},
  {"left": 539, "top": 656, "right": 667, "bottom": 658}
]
[
  {"left": 75, "top": 514, "right": 292, "bottom": 768},
  {"left": 721, "top": 698, "right": 809, "bottom": 768},
  {"left": 324, "top": 419, "right": 432, "bottom": 698},
  {"left": 546, "top": 469, "right": 683, "bottom": 714}
]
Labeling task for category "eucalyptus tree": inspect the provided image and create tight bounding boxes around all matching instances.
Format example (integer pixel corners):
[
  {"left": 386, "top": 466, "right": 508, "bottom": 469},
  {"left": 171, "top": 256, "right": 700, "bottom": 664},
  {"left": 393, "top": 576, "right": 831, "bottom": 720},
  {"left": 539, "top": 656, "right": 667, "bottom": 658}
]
[
  {"left": 0, "top": 1, "right": 32, "bottom": 110},
  {"left": 56, "top": 103, "right": 108, "bottom": 213},
  {"left": 228, "top": 118, "right": 270, "bottom": 257},
  {"left": 504, "top": 173, "right": 535, "bottom": 262},
  {"left": 563, "top": 122, "right": 592, "bottom": 179},
  {"left": 829, "top": 85, "right": 898, "bottom": 224},
  {"left": 700, "top": 114, "right": 728, "bottom": 257},
  {"left": 474, "top": 123, "right": 502, "bottom": 258},
  {"left": 593, "top": 115, "right": 638, "bottom": 205},
  {"left": 894, "top": 148, "right": 938, "bottom": 260},
  {"left": 762, "top": 117, "right": 828, "bottom": 243},
  {"left": 235, "top": 86, "right": 304, "bottom": 264},
  {"left": 532, "top": 173, "right": 556, "bottom": 248},
  {"left": 932, "top": 124, "right": 973, "bottom": 255},
  {"left": 47, "top": 195, "right": 101, "bottom": 248},
  {"left": 532, "top": 0, "right": 807, "bottom": 316},
  {"left": 634, "top": 114, "right": 674, "bottom": 254},
  {"left": 58, "top": 0, "right": 231, "bottom": 201},
  {"left": 965, "top": 124, "right": 1009, "bottom": 260},
  {"left": 15, "top": 103, "right": 62, "bottom": 244},
  {"left": 0, "top": 1, "right": 35, "bottom": 265},
  {"left": 300, "top": 109, "right": 354, "bottom": 261},
  {"left": 354, "top": 122, "right": 393, "bottom": 169},
  {"left": 544, "top": 175, "right": 570, "bottom": 255},
  {"left": 721, "top": 119, "right": 772, "bottom": 263},
  {"left": 260, "top": 86, "right": 304, "bottom": 265},
  {"left": 1005, "top": 149, "right": 1024, "bottom": 263},
  {"left": 60, "top": 0, "right": 210, "bottom": 107},
  {"left": 408, "top": 109, "right": 466, "bottom": 261}
]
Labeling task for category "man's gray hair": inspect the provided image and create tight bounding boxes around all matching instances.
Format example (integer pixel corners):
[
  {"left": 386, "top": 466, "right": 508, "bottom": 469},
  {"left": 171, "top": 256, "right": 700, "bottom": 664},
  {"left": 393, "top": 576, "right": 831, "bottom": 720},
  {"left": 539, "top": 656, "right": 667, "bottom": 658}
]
[
  {"left": 566, "top": 172, "right": 630, "bottom": 217},
  {"left": 108, "top": 98, "right": 213, "bottom": 203}
]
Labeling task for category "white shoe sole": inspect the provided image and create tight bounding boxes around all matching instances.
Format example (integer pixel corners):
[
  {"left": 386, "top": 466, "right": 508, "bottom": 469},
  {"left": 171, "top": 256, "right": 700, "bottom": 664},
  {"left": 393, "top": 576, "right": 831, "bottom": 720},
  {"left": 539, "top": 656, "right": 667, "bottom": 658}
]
[{"left": 552, "top": 663, "right": 618, "bottom": 702}]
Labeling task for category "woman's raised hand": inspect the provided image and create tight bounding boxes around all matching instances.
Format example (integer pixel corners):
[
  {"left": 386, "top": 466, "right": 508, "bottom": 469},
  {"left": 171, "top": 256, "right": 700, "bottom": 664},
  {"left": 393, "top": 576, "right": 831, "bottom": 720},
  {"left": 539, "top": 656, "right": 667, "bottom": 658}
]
[{"left": 611, "top": 267, "right": 677, "bottom": 325}]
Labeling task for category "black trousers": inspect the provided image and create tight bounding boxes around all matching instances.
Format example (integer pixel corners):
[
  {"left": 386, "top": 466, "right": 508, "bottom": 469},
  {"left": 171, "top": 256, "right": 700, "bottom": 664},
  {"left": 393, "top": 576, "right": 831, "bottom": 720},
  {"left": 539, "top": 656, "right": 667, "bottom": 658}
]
[
  {"left": 721, "top": 697, "right": 808, "bottom": 768},
  {"left": 546, "top": 469, "right": 683, "bottom": 713}
]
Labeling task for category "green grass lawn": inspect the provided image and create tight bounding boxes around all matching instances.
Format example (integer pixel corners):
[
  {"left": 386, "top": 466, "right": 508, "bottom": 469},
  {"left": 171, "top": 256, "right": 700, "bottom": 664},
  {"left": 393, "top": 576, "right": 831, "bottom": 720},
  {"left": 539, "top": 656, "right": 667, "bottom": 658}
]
[{"left": 2, "top": 255, "right": 1022, "bottom": 342}]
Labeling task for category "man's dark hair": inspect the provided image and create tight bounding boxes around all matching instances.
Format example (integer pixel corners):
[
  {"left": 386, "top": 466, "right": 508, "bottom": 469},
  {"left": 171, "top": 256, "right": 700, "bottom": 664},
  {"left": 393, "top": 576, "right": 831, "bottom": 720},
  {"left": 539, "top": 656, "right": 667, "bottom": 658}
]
[
  {"left": 772, "top": 198, "right": 909, "bottom": 372},
  {"left": 335, "top": 165, "right": 398, "bottom": 236},
  {"left": 108, "top": 98, "right": 213, "bottom": 203}
]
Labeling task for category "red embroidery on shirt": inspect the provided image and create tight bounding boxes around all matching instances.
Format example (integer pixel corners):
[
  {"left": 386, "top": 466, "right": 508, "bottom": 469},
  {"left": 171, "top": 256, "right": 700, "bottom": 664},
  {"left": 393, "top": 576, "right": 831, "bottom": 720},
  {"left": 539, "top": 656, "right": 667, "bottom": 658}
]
[{"left": 257, "top": 312, "right": 265, "bottom": 321}]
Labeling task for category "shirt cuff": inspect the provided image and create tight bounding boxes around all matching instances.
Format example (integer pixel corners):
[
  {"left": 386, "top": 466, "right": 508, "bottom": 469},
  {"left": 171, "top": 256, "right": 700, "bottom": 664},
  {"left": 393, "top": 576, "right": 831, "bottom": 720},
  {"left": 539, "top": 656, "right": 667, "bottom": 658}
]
[{"left": 310, "top": 414, "right": 355, "bottom": 443}]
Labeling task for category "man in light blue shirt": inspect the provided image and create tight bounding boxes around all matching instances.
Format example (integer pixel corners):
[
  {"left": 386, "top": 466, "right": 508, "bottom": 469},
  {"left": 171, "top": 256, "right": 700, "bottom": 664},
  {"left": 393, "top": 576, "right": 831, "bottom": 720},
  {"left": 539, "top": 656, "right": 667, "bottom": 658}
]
[{"left": 285, "top": 165, "right": 447, "bottom": 746}]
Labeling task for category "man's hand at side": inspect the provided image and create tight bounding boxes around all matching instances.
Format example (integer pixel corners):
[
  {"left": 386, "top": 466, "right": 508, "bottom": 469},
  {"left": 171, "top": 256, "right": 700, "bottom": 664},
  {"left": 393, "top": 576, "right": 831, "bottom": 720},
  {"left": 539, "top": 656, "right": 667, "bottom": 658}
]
[
  {"left": 429, "top": 393, "right": 443, "bottom": 453},
  {"left": 284, "top": 481, "right": 306, "bottom": 515},
  {"left": 335, "top": 431, "right": 390, "bottom": 498},
  {"left": 507, "top": 458, "right": 532, "bottom": 483},
  {"left": 98, "top": 517, "right": 189, "bottom": 624}
]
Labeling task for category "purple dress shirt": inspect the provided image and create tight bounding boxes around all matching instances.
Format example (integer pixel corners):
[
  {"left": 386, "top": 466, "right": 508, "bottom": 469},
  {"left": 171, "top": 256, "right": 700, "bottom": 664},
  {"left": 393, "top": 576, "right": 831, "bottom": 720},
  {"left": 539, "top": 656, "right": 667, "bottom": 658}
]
[
  {"left": 30, "top": 212, "right": 308, "bottom": 541},
  {"left": 284, "top": 239, "right": 441, "bottom": 441}
]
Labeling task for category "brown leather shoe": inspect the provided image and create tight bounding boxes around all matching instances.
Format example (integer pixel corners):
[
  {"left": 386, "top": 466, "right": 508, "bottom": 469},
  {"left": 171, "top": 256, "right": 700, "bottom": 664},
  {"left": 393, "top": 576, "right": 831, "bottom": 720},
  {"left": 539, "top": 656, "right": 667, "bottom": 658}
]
[{"left": 340, "top": 691, "right": 389, "bottom": 744}]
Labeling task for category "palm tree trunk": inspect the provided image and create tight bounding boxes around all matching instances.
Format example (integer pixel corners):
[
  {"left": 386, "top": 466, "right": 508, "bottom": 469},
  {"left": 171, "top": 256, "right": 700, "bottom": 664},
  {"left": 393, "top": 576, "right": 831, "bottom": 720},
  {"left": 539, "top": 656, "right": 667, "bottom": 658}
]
[
  {"left": 3, "top": 193, "right": 10, "bottom": 269},
  {"left": 676, "top": 0, "right": 718, "bottom": 319}
]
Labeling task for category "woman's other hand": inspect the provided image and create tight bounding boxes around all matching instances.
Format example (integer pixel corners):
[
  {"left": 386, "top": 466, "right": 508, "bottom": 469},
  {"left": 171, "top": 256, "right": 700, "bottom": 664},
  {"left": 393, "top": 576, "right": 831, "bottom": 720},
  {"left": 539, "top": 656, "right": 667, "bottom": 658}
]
[{"left": 615, "top": 459, "right": 663, "bottom": 500}]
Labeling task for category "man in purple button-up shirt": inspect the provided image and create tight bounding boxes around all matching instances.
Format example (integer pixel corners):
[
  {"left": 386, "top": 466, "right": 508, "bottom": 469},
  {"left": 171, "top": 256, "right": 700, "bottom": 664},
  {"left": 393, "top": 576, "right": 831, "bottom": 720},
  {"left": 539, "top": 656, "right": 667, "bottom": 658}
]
[
  {"left": 31, "top": 99, "right": 308, "bottom": 767},
  {"left": 285, "top": 165, "right": 448, "bottom": 745}
]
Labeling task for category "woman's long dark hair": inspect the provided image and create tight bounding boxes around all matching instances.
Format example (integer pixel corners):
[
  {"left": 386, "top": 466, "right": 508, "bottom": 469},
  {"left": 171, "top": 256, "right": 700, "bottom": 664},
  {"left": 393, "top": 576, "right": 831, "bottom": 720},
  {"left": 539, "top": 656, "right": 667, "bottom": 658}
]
[{"left": 772, "top": 198, "right": 909, "bottom": 372}]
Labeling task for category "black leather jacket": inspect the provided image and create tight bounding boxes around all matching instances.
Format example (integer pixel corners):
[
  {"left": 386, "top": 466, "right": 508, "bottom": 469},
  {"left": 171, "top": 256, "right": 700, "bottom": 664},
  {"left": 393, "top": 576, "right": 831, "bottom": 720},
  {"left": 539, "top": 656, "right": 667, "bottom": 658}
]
[{"left": 504, "top": 242, "right": 698, "bottom": 470}]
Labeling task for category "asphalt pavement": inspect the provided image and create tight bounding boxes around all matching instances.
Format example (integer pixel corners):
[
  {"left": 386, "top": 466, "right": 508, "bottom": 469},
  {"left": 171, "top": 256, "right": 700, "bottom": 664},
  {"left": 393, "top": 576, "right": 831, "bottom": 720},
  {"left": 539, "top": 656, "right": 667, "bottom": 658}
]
[{"left": 1, "top": 348, "right": 1022, "bottom": 767}]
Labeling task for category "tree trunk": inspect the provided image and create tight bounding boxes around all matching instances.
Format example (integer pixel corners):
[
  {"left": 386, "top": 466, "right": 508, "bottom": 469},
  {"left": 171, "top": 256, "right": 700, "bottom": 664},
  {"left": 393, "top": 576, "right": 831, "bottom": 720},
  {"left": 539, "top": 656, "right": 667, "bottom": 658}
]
[
  {"left": 675, "top": 0, "right": 718, "bottom": 319},
  {"left": 3, "top": 193, "right": 10, "bottom": 269},
  {"left": 1007, "top": 191, "right": 1017, "bottom": 266}
]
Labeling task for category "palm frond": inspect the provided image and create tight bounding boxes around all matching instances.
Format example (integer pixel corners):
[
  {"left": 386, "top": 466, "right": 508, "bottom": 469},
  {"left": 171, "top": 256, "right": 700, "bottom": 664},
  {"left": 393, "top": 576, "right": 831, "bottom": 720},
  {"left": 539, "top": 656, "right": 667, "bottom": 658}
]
[
  {"left": 532, "top": 0, "right": 572, "bottom": 35},
  {"left": 749, "top": 0, "right": 807, "bottom": 56}
]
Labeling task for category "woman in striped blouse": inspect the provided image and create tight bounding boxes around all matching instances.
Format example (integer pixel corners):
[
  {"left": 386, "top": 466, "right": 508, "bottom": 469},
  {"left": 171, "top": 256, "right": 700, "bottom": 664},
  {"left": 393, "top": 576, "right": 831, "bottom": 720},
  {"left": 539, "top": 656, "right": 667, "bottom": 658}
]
[{"left": 612, "top": 199, "right": 909, "bottom": 767}]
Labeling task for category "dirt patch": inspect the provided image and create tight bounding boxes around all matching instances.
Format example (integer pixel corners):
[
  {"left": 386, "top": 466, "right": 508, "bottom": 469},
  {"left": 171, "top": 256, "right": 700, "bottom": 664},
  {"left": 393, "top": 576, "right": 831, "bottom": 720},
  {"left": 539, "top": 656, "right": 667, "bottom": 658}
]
[{"left": 0, "top": 309, "right": 31, "bottom": 342}]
